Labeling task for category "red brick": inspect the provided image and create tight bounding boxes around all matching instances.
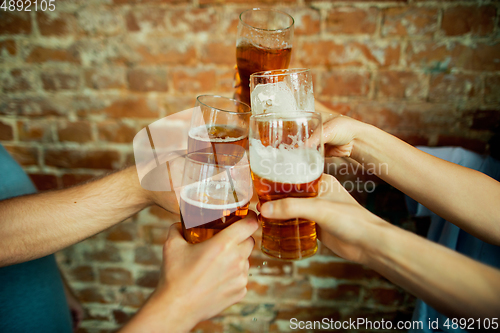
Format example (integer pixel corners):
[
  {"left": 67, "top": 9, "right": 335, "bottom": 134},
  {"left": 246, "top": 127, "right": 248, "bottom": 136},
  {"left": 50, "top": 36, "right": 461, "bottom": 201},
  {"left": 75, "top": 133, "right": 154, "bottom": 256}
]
[
  {"left": 429, "top": 73, "right": 480, "bottom": 102},
  {"left": 247, "top": 281, "right": 270, "bottom": 297},
  {"left": 442, "top": 5, "right": 496, "bottom": 36},
  {"left": 201, "top": 41, "right": 235, "bottom": 66},
  {"left": 320, "top": 71, "right": 370, "bottom": 97},
  {"left": 144, "top": 225, "right": 170, "bottom": 245},
  {"left": 250, "top": 257, "right": 293, "bottom": 276},
  {"left": 191, "top": 320, "right": 224, "bottom": 333},
  {"left": 1, "top": 69, "right": 36, "bottom": 93},
  {"left": 318, "top": 284, "right": 361, "bottom": 301},
  {"left": 466, "top": 109, "right": 500, "bottom": 131},
  {"left": 26, "top": 46, "right": 80, "bottom": 64},
  {"left": 85, "top": 244, "right": 122, "bottom": 262},
  {"left": 364, "top": 287, "right": 406, "bottom": 306},
  {"left": 0, "top": 40, "right": 16, "bottom": 56},
  {"left": 135, "top": 39, "right": 196, "bottom": 65},
  {"left": 465, "top": 43, "right": 500, "bottom": 71},
  {"left": 77, "top": 7, "right": 124, "bottom": 36},
  {"left": 172, "top": 69, "right": 216, "bottom": 93},
  {"left": 299, "top": 40, "right": 400, "bottom": 68},
  {"left": 3, "top": 145, "right": 38, "bottom": 166},
  {"left": 1, "top": 96, "right": 62, "bottom": 117},
  {"left": 0, "top": 12, "right": 32, "bottom": 35},
  {"left": 113, "top": 309, "right": 134, "bottom": 325},
  {"left": 121, "top": 290, "right": 149, "bottom": 308},
  {"left": 37, "top": 11, "right": 78, "bottom": 36},
  {"left": 97, "top": 120, "right": 136, "bottom": 143},
  {"left": 41, "top": 71, "right": 80, "bottom": 91},
  {"left": 274, "top": 280, "right": 313, "bottom": 300},
  {"left": 168, "top": 8, "right": 217, "bottom": 35},
  {"left": 127, "top": 68, "right": 168, "bottom": 92},
  {"left": 101, "top": 98, "right": 159, "bottom": 119},
  {"left": 135, "top": 245, "right": 161, "bottom": 266},
  {"left": 290, "top": 8, "right": 320, "bottom": 36},
  {"left": 382, "top": 7, "right": 438, "bottom": 36},
  {"left": 0, "top": 120, "right": 13, "bottom": 140},
  {"left": 99, "top": 267, "right": 133, "bottom": 285},
  {"left": 326, "top": 7, "right": 378, "bottom": 35},
  {"left": 45, "top": 149, "right": 120, "bottom": 169},
  {"left": 28, "top": 173, "right": 59, "bottom": 191},
  {"left": 61, "top": 174, "right": 95, "bottom": 188},
  {"left": 69, "top": 265, "right": 95, "bottom": 282},
  {"left": 298, "top": 261, "right": 383, "bottom": 280},
  {"left": 375, "top": 71, "right": 427, "bottom": 99},
  {"left": 406, "top": 41, "right": 465, "bottom": 71},
  {"left": 136, "top": 270, "right": 159, "bottom": 288},
  {"left": 84, "top": 67, "right": 126, "bottom": 90},
  {"left": 76, "top": 287, "right": 118, "bottom": 303},
  {"left": 274, "top": 306, "right": 341, "bottom": 322},
  {"left": 58, "top": 121, "right": 92, "bottom": 143},
  {"left": 485, "top": 76, "right": 500, "bottom": 104},
  {"left": 113, "top": 0, "right": 189, "bottom": 4},
  {"left": 106, "top": 222, "right": 137, "bottom": 242}
]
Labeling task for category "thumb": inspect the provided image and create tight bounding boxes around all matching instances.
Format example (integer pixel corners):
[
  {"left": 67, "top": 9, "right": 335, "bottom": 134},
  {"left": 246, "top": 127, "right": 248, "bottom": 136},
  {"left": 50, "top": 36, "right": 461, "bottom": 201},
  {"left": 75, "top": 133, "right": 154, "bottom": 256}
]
[{"left": 166, "top": 222, "right": 185, "bottom": 244}]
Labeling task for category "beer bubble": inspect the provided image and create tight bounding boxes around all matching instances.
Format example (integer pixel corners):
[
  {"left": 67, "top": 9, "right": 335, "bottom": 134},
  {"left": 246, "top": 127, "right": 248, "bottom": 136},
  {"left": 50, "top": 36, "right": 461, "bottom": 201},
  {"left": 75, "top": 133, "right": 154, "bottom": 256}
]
[{"left": 263, "top": 261, "right": 268, "bottom": 266}]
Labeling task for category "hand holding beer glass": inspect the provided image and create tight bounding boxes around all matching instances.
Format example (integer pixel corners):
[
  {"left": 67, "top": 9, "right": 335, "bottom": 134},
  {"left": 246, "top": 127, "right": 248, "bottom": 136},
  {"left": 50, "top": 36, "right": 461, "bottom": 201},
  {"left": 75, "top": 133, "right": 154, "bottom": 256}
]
[
  {"left": 236, "top": 8, "right": 294, "bottom": 105},
  {"left": 249, "top": 112, "right": 324, "bottom": 260}
]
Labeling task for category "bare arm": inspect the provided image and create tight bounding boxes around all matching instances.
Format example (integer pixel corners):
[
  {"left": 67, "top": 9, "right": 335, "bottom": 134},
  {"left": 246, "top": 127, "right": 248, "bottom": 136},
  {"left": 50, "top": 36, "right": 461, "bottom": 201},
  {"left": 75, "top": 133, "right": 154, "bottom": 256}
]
[
  {"left": 324, "top": 116, "right": 500, "bottom": 245},
  {"left": 0, "top": 166, "right": 178, "bottom": 267},
  {"left": 261, "top": 174, "right": 500, "bottom": 319}
]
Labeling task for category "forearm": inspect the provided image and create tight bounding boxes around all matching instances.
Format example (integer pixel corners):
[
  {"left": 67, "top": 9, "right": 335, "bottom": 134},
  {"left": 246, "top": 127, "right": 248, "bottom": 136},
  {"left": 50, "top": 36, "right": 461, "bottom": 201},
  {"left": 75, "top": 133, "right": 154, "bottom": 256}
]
[
  {"left": 366, "top": 223, "right": 500, "bottom": 319},
  {"left": 351, "top": 123, "right": 500, "bottom": 245},
  {"left": 0, "top": 167, "right": 151, "bottom": 266}
]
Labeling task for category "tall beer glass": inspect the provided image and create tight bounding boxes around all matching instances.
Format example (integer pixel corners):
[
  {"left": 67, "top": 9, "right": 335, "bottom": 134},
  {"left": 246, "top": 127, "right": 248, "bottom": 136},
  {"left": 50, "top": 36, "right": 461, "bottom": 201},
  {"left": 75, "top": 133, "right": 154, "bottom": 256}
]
[
  {"left": 236, "top": 8, "right": 294, "bottom": 105},
  {"left": 249, "top": 111, "right": 324, "bottom": 260},
  {"left": 250, "top": 68, "right": 314, "bottom": 115},
  {"left": 180, "top": 152, "right": 253, "bottom": 244},
  {"left": 188, "top": 95, "right": 251, "bottom": 157}
]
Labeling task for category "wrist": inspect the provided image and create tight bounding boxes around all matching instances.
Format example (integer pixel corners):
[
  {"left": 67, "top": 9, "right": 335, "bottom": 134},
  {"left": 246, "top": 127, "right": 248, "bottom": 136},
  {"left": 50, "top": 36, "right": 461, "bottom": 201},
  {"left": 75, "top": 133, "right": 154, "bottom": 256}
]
[
  {"left": 125, "top": 166, "right": 154, "bottom": 208},
  {"left": 359, "top": 217, "right": 400, "bottom": 268},
  {"left": 350, "top": 121, "right": 378, "bottom": 164}
]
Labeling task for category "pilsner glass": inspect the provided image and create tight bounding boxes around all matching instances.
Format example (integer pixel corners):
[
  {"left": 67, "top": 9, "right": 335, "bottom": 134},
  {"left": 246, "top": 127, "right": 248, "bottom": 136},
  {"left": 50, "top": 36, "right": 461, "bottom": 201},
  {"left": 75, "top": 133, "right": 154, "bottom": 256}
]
[
  {"left": 236, "top": 8, "right": 294, "bottom": 105},
  {"left": 249, "top": 111, "right": 324, "bottom": 260},
  {"left": 188, "top": 95, "right": 251, "bottom": 157},
  {"left": 180, "top": 152, "right": 253, "bottom": 244},
  {"left": 250, "top": 68, "right": 314, "bottom": 115}
]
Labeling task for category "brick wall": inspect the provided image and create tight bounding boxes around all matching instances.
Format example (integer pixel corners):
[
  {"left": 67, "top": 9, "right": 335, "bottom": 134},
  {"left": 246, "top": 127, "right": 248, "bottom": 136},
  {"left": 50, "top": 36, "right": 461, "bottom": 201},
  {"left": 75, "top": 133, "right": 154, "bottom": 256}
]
[{"left": 1, "top": 0, "right": 499, "bottom": 332}]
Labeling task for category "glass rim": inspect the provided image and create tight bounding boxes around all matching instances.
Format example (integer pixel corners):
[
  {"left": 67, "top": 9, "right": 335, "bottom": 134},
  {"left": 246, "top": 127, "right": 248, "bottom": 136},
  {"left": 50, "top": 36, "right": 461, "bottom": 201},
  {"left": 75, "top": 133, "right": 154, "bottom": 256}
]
[
  {"left": 250, "top": 68, "right": 310, "bottom": 79},
  {"left": 239, "top": 8, "right": 295, "bottom": 33},
  {"left": 196, "top": 95, "right": 252, "bottom": 115},
  {"left": 251, "top": 110, "right": 321, "bottom": 121},
  {"left": 184, "top": 151, "right": 249, "bottom": 168}
]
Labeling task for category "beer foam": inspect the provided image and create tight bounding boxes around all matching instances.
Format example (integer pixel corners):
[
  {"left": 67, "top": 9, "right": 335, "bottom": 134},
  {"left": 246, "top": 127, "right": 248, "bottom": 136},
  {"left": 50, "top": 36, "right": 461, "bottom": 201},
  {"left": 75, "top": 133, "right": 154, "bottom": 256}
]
[
  {"left": 180, "top": 180, "right": 250, "bottom": 210},
  {"left": 188, "top": 125, "right": 246, "bottom": 143},
  {"left": 249, "top": 138, "right": 324, "bottom": 184},
  {"left": 251, "top": 82, "right": 299, "bottom": 115}
]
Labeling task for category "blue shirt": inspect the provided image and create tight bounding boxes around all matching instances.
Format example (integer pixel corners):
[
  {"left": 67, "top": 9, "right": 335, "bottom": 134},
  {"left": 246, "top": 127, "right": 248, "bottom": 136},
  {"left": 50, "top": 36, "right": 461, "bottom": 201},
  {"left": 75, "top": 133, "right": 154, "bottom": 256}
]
[
  {"left": 407, "top": 147, "right": 500, "bottom": 333},
  {"left": 0, "top": 145, "right": 73, "bottom": 333}
]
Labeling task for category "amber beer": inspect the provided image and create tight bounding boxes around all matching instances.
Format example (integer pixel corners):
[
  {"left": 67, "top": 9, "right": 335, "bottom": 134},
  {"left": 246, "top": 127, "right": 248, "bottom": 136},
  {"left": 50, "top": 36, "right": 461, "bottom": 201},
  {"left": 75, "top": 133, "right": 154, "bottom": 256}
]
[
  {"left": 187, "top": 124, "right": 248, "bottom": 157},
  {"left": 236, "top": 42, "right": 292, "bottom": 105},
  {"left": 249, "top": 111, "right": 324, "bottom": 260},
  {"left": 180, "top": 181, "right": 250, "bottom": 244}
]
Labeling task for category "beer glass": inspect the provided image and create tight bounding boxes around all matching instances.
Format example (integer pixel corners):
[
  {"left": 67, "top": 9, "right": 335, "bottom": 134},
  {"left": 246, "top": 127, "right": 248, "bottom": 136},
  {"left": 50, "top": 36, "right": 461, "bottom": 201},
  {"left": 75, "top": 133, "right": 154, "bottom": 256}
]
[
  {"left": 236, "top": 8, "right": 294, "bottom": 105},
  {"left": 180, "top": 152, "right": 253, "bottom": 244},
  {"left": 188, "top": 95, "right": 251, "bottom": 157},
  {"left": 250, "top": 68, "right": 314, "bottom": 115},
  {"left": 249, "top": 111, "right": 324, "bottom": 260}
]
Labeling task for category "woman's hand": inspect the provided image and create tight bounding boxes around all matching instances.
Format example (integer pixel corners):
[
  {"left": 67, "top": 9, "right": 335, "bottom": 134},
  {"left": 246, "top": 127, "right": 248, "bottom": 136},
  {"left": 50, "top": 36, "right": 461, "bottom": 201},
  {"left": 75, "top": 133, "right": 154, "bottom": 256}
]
[
  {"left": 322, "top": 115, "right": 370, "bottom": 158},
  {"left": 260, "top": 174, "right": 390, "bottom": 264},
  {"left": 122, "top": 211, "right": 258, "bottom": 333}
]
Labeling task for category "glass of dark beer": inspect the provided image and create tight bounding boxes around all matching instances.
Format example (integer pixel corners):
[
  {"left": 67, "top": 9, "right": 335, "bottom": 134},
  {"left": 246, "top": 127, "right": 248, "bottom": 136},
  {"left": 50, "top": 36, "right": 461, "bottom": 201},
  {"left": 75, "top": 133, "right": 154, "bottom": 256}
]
[
  {"left": 180, "top": 152, "right": 253, "bottom": 244},
  {"left": 236, "top": 8, "right": 294, "bottom": 105},
  {"left": 250, "top": 68, "right": 314, "bottom": 115},
  {"left": 249, "top": 111, "right": 324, "bottom": 260},
  {"left": 189, "top": 95, "right": 251, "bottom": 157}
]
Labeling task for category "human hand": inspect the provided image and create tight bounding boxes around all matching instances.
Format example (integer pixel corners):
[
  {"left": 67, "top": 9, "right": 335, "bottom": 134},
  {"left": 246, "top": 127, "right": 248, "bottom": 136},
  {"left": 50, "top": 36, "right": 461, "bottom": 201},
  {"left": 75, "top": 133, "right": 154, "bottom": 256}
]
[
  {"left": 260, "top": 174, "right": 390, "bottom": 264},
  {"left": 122, "top": 211, "right": 258, "bottom": 333},
  {"left": 321, "top": 115, "right": 370, "bottom": 158}
]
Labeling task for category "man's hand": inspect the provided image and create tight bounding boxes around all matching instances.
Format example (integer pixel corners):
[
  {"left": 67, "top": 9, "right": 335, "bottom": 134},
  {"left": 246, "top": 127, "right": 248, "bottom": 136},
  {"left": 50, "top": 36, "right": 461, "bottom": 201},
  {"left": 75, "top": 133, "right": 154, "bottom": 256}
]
[{"left": 122, "top": 211, "right": 258, "bottom": 333}]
